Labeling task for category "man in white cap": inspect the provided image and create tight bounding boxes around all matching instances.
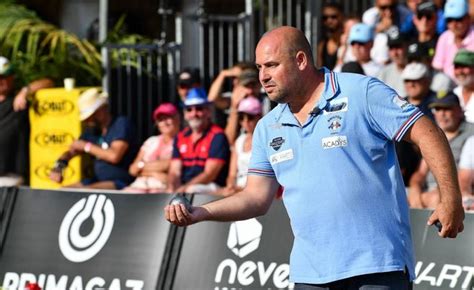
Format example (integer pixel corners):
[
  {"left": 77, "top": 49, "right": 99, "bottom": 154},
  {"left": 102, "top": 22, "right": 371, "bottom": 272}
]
[
  {"left": 49, "top": 88, "right": 138, "bottom": 189},
  {"left": 0, "top": 56, "right": 53, "bottom": 186},
  {"left": 402, "top": 62, "right": 437, "bottom": 119}
]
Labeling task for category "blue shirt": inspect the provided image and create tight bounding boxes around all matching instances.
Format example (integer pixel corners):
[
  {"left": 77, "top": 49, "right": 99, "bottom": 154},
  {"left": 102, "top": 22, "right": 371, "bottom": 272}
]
[
  {"left": 248, "top": 68, "right": 421, "bottom": 283},
  {"left": 81, "top": 116, "right": 137, "bottom": 188}
]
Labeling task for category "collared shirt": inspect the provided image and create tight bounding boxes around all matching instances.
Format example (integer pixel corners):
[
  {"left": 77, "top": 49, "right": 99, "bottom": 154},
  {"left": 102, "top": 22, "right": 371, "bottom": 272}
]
[
  {"left": 432, "top": 25, "right": 474, "bottom": 80},
  {"left": 172, "top": 124, "right": 229, "bottom": 186},
  {"left": 249, "top": 67, "right": 422, "bottom": 284}
]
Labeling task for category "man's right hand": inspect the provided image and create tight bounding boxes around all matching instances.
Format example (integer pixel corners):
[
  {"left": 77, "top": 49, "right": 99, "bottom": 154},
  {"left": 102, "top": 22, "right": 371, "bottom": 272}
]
[
  {"left": 49, "top": 169, "right": 63, "bottom": 183},
  {"left": 164, "top": 204, "right": 208, "bottom": 227}
]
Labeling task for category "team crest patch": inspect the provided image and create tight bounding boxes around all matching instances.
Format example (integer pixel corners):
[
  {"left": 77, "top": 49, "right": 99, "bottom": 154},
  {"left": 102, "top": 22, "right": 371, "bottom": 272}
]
[
  {"left": 393, "top": 95, "right": 410, "bottom": 109},
  {"left": 269, "top": 137, "right": 285, "bottom": 151},
  {"left": 327, "top": 115, "right": 343, "bottom": 134}
]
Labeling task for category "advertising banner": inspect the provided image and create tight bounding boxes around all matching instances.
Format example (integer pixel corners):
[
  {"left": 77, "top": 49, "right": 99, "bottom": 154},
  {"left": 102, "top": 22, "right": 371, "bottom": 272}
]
[
  {"left": 29, "top": 88, "right": 97, "bottom": 189},
  {"left": 0, "top": 188, "right": 173, "bottom": 290},
  {"left": 172, "top": 196, "right": 473, "bottom": 290}
]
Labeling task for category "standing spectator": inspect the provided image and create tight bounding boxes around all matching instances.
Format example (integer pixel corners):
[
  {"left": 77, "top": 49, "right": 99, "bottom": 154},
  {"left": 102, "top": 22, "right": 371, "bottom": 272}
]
[
  {"left": 452, "top": 49, "right": 474, "bottom": 122},
  {"left": 223, "top": 68, "right": 262, "bottom": 145},
  {"left": 167, "top": 88, "right": 230, "bottom": 194},
  {"left": 411, "top": 1, "right": 440, "bottom": 60},
  {"left": 0, "top": 56, "right": 53, "bottom": 186},
  {"left": 402, "top": 62, "right": 437, "bottom": 119},
  {"left": 124, "top": 103, "right": 180, "bottom": 193},
  {"left": 221, "top": 96, "right": 262, "bottom": 196},
  {"left": 317, "top": 1, "right": 344, "bottom": 70},
  {"left": 458, "top": 135, "right": 474, "bottom": 210},
  {"left": 378, "top": 28, "right": 408, "bottom": 96},
  {"left": 49, "top": 88, "right": 138, "bottom": 189},
  {"left": 347, "top": 23, "right": 383, "bottom": 77},
  {"left": 335, "top": 15, "right": 361, "bottom": 69},
  {"left": 432, "top": 0, "right": 474, "bottom": 80},
  {"left": 176, "top": 67, "right": 201, "bottom": 105},
  {"left": 409, "top": 92, "right": 474, "bottom": 208}
]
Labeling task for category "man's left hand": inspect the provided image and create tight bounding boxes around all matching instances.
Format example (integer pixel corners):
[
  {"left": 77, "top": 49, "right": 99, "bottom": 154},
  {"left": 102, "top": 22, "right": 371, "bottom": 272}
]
[{"left": 428, "top": 200, "right": 465, "bottom": 238}]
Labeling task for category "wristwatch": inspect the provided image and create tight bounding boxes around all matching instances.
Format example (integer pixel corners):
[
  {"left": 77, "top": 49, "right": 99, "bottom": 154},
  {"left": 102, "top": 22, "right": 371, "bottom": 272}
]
[{"left": 137, "top": 161, "right": 145, "bottom": 169}]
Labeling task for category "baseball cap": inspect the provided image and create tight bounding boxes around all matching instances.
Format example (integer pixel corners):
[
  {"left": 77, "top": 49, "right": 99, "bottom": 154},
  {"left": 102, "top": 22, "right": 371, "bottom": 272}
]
[
  {"left": 348, "top": 23, "right": 374, "bottom": 44},
  {"left": 444, "top": 0, "right": 468, "bottom": 18},
  {"left": 402, "top": 63, "right": 429, "bottom": 80},
  {"left": 78, "top": 88, "right": 109, "bottom": 121},
  {"left": 453, "top": 49, "right": 474, "bottom": 66},
  {"left": 178, "top": 68, "right": 200, "bottom": 87},
  {"left": 417, "top": 1, "right": 437, "bottom": 14},
  {"left": 428, "top": 91, "right": 461, "bottom": 108},
  {"left": 153, "top": 103, "right": 178, "bottom": 120},
  {"left": 184, "top": 87, "right": 210, "bottom": 107},
  {"left": 237, "top": 96, "right": 262, "bottom": 115},
  {"left": 0, "top": 56, "right": 14, "bottom": 76},
  {"left": 238, "top": 69, "right": 259, "bottom": 86},
  {"left": 386, "top": 27, "right": 404, "bottom": 47}
]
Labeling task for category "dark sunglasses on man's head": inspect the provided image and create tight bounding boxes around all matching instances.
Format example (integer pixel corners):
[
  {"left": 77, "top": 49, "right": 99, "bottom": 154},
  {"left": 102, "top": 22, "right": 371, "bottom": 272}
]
[
  {"left": 322, "top": 14, "right": 339, "bottom": 21},
  {"left": 185, "top": 105, "right": 205, "bottom": 112},
  {"left": 417, "top": 13, "right": 434, "bottom": 20},
  {"left": 446, "top": 16, "right": 465, "bottom": 23}
]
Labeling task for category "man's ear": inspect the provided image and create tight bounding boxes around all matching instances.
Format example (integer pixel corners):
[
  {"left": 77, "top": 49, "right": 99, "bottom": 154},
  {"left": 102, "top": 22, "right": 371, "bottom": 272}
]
[{"left": 295, "top": 51, "right": 308, "bottom": 70}]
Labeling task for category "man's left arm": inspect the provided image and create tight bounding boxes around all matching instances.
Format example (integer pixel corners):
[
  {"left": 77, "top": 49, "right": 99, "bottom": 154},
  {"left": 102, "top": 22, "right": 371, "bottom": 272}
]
[
  {"left": 404, "top": 116, "right": 465, "bottom": 238},
  {"left": 14, "top": 78, "right": 54, "bottom": 111}
]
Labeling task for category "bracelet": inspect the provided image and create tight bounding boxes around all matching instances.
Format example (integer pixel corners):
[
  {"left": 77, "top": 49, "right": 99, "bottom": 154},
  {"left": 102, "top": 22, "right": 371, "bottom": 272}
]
[
  {"left": 84, "top": 142, "right": 92, "bottom": 153},
  {"left": 53, "top": 159, "right": 68, "bottom": 171}
]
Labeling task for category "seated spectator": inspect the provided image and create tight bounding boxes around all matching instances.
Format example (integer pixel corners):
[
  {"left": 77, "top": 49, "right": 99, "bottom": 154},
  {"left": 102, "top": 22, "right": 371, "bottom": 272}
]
[
  {"left": 409, "top": 92, "right": 474, "bottom": 208},
  {"left": 335, "top": 15, "right": 361, "bottom": 69},
  {"left": 406, "top": 42, "right": 456, "bottom": 94},
  {"left": 432, "top": 0, "right": 474, "bottom": 80},
  {"left": 223, "top": 68, "right": 262, "bottom": 145},
  {"left": 347, "top": 23, "right": 383, "bottom": 77},
  {"left": 317, "top": 1, "right": 344, "bottom": 70},
  {"left": 362, "top": 0, "right": 411, "bottom": 33},
  {"left": 458, "top": 135, "right": 474, "bottom": 210},
  {"left": 124, "top": 103, "right": 180, "bottom": 193},
  {"left": 341, "top": 61, "right": 365, "bottom": 74},
  {"left": 220, "top": 96, "right": 262, "bottom": 196},
  {"left": 167, "top": 88, "right": 230, "bottom": 194},
  {"left": 49, "top": 88, "right": 138, "bottom": 189},
  {"left": 409, "top": 1, "right": 440, "bottom": 61},
  {"left": 0, "top": 56, "right": 54, "bottom": 186},
  {"left": 176, "top": 67, "right": 201, "bottom": 105},
  {"left": 452, "top": 49, "right": 474, "bottom": 122},
  {"left": 400, "top": 0, "right": 424, "bottom": 38},
  {"left": 402, "top": 62, "right": 437, "bottom": 118},
  {"left": 378, "top": 28, "right": 408, "bottom": 96}
]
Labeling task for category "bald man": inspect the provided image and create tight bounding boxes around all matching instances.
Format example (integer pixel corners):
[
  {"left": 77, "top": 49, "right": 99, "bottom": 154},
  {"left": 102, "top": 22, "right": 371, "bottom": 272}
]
[{"left": 165, "top": 26, "right": 464, "bottom": 289}]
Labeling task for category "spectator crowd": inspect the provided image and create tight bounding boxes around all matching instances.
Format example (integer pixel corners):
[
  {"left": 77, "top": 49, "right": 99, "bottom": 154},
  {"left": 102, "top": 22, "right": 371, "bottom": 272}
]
[{"left": 0, "top": 0, "right": 473, "bottom": 211}]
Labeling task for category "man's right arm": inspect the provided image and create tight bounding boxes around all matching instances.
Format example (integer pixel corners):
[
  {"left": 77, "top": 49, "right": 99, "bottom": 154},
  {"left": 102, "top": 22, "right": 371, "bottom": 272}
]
[{"left": 165, "top": 174, "right": 279, "bottom": 226}]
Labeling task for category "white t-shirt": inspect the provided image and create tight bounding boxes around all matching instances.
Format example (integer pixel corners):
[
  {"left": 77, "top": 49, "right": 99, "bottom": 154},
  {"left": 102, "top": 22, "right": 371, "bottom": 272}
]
[
  {"left": 234, "top": 133, "right": 252, "bottom": 188},
  {"left": 459, "top": 135, "right": 474, "bottom": 169},
  {"left": 454, "top": 86, "right": 474, "bottom": 123}
]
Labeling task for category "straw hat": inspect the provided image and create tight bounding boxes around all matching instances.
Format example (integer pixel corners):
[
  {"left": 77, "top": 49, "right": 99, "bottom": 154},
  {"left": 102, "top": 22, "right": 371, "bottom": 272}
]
[{"left": 78, "top": 88, "right": 109, "bottom": 121}]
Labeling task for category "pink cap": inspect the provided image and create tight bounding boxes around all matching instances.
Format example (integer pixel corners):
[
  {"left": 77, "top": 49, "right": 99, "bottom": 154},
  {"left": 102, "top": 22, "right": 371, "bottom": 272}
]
[
  {"left": 153, "top": 103, "right": 178, "bottom": 120},
  {"left": 237, "top": 96, "right": 262, "bottom": 115}
]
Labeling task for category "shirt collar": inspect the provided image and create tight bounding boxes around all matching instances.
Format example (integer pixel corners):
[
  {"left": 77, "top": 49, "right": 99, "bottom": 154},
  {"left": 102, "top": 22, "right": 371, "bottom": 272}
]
[{"left": 274, "top": 67, "right": 340, "bottom": 125}]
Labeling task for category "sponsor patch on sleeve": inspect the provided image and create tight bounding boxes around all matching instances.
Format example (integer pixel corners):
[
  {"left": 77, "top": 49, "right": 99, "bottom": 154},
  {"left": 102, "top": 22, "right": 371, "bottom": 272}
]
[{"left": 392, "top": 95, "right": 410, "bottom": 109}]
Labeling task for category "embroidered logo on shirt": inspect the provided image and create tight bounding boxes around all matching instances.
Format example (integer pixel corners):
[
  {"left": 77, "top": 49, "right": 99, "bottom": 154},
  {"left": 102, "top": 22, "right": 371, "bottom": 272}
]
[
  {"left": 327, "top": 115, "right": 343, "bottom": 134},
  {"left": 323, "top": 97, "right": 348, "bottom": 115},
  {"left": 269, "top": 137, "right": 285, "bottom": 151},
  {"left": 392, "top": 95, "right": 410, "bottom": 109},
  {"left": 270, "top": 149, "right": 294, "bottom": 165},
  {"left": 322, "top": 135, "right": 348, "bottom": 149}
]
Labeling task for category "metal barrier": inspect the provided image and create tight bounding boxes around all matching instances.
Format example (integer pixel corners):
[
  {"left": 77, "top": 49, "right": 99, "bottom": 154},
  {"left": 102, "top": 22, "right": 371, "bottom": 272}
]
[{"left": 104, "top": 42, "right": 181, "bottom": 144}]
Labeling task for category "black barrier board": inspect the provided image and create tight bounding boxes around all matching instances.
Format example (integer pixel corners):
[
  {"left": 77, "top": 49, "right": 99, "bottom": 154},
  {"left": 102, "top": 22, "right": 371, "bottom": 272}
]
[
  {"left": 172, "top": 196, "right": 474, "bottom": 290},
  {"left": 411, "top": 209, "right": 474, "bottom": 289},
  {"left": 172, "top": 195, "right": 294, "bottom": 290},
  {"left": 0, "top": 188, "right": 173, "bottom": 290}
]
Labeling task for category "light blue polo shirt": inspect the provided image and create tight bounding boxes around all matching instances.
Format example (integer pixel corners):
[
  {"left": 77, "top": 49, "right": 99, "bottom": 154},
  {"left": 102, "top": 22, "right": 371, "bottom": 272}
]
[{"left": 248, "top": 67, "right": 422, "bottom": 283}]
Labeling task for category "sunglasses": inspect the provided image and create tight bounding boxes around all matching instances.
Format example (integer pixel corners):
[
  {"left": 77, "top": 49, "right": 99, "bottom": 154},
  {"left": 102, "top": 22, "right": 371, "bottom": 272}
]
[
  {"left": 446, "top": 17, "right": 464, "bottom": 23},
  {"left": 238, "top": 113, "right": 258, "bottom": 121},
  {"left": 322, "top": 14, "right": 339, "bottom": 21},
  {"left": 417, "top": 13, "right": 434, "bottom": 20},
  {"left": 351, "top": 41, "right": 368, "bottom": 46},
  {"left": 379, "top": 4, "right": 396, "bottom": 10},
  {"left": 185, "top": 105, "right": 205, "bottom": 112}
]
